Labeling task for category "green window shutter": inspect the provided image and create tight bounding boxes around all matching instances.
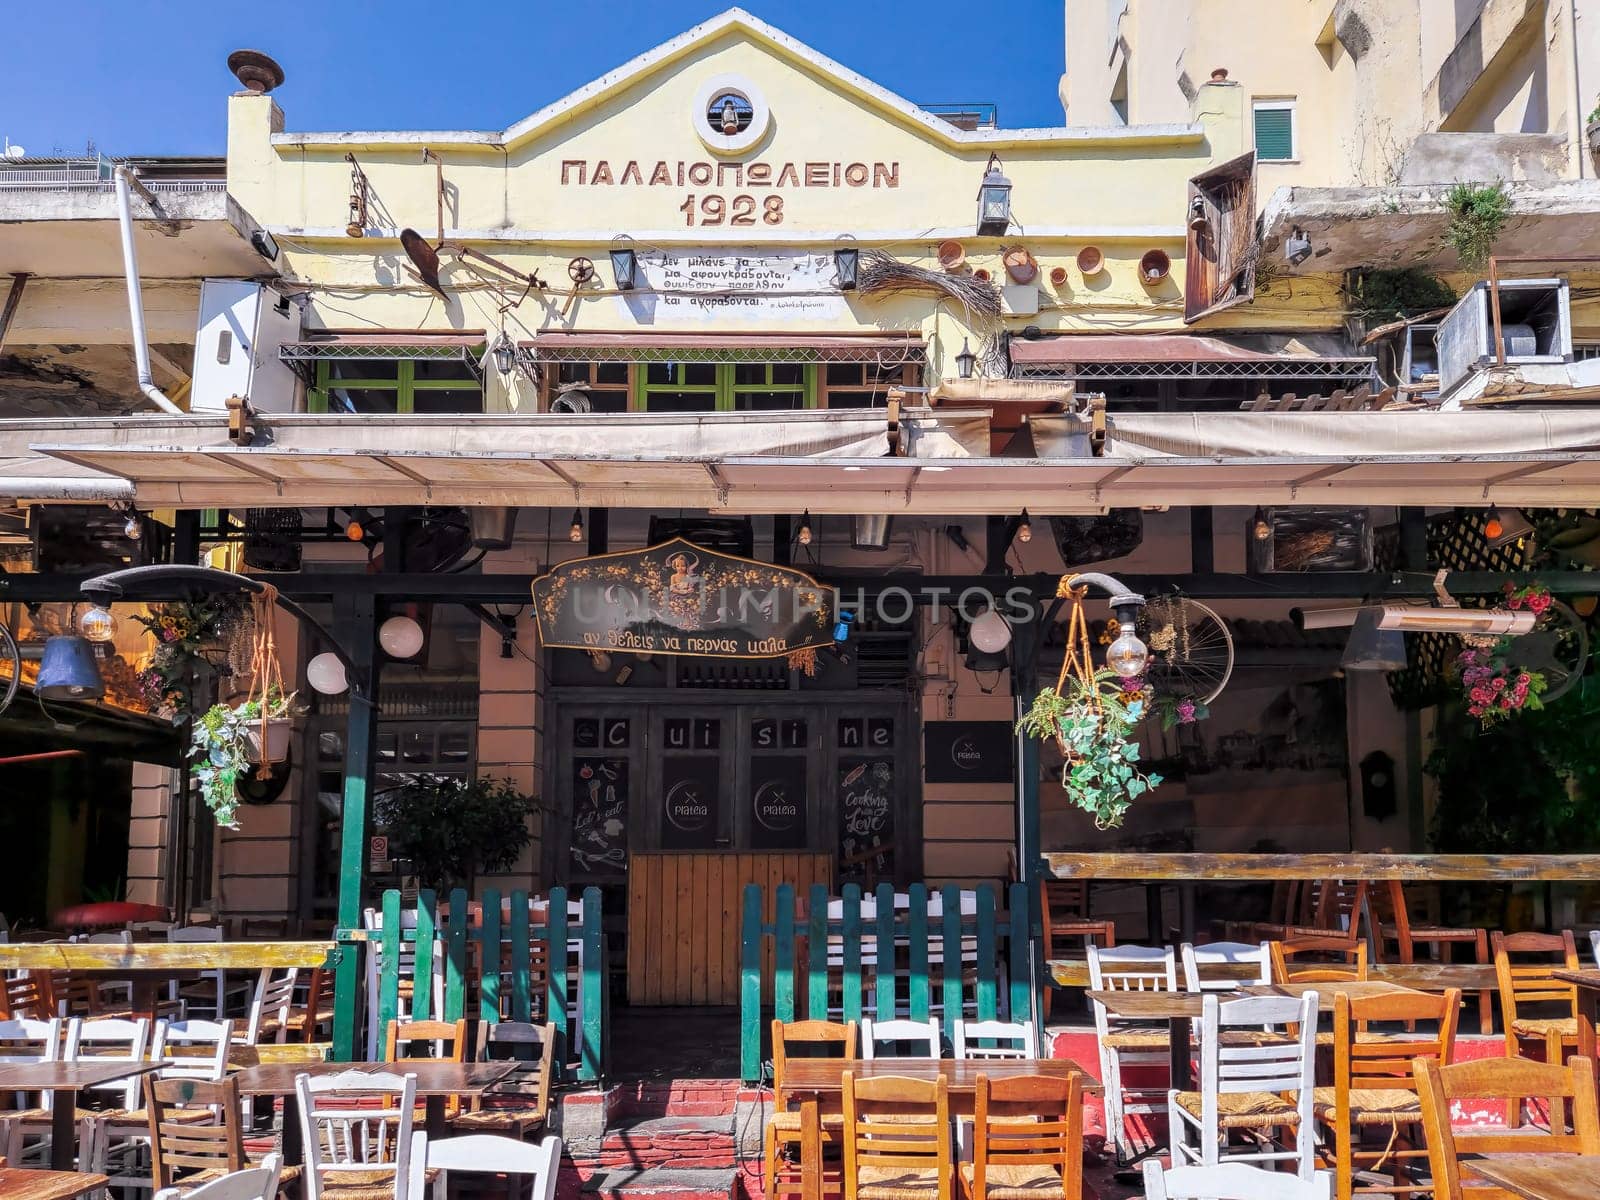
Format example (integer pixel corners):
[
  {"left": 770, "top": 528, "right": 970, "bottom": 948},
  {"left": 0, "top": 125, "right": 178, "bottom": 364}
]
[{"left": 1254, "top": 107, "right": 1294, "bottom": 161}]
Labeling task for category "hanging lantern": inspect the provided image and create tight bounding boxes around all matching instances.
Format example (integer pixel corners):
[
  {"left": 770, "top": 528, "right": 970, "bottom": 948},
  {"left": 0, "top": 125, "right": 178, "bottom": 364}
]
[
  {"left": 975, "top": 153, "right": 1012, "bottom": 237},
  {"left": 35, "top": 635, "right": 106, "bottom": 701},
  {"left": 955, "top": 339, "right": 977, "bottom": 380}
]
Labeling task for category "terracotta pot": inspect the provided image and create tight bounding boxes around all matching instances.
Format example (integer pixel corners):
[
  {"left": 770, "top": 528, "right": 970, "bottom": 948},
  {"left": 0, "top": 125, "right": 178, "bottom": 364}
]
[
  {"left": 973, "top": 267, "right": 992, "bottom": 282},
  {"left": 1076, "top": 246, "right": 1105, "bottom": 276},
  {"left": 1139, "top": 249, "right": 1171, "bottom": 284},
  {"left": 1049, "top": 265, "right": 1069, "bottom": 287},
  {"left": 245, "top": 717, "right": 293, "bottom": 764},
  {"left": 937, "top": 239, "right": 966, "bottom": 271},
  {"left": 1003, "top": 246, "right": 1038, "bottom": 284}
]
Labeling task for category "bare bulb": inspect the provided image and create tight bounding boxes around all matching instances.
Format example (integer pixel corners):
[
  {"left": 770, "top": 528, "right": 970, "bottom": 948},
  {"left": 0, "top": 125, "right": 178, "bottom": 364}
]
[
  {"left": 79, "top": 604, "right": 117, "bottom": 643},
  {"left": 798, "top": 512, "right": 813, "bottom": 546},
  {"left": 124, "top": 514, "right": 142, "bottom": 540},
  {"left": 1106, "top": 630, "right": 1149, "bottom": 677},
  {"left": 569, "top": 510, "right": 584, "bottom": 543},
  {"left": 1017, "top": 511, "right": 1032, "bottom": 544}
]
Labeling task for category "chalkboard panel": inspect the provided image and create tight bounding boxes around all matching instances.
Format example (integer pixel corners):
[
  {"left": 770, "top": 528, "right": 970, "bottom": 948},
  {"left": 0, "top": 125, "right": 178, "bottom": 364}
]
[
  {"left": 749, "top": 756, "right": 808, "bottom": 850},
  {"left": 924, "top": 721, "right": 1015, "bottom": 783},
  {"left": 838, "top": 758, "right": 895, "bottom": 883},
  {"left": 661, "top": 755, "right": 721, "bottom": 850},
  {"left": 570, "top": 757, "right": 628, "bottom": 875}
]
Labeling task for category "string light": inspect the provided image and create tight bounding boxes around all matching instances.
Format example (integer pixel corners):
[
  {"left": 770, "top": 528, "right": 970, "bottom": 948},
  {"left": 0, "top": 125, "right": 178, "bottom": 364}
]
[
  {"left": 797, "top": 511, "right": 813, "bottom": 547},
  {"left": 1017, "top": 510, "right": 1033, "bottom": 544},
  {"left": 569, "top": 510, "right": 584, "bottom": 543}
]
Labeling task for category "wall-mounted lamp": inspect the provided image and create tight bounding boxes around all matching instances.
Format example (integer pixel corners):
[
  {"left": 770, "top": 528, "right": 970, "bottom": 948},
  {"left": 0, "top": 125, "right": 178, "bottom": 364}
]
[
  {"left": 834, "top": 247, "right": 859, "bottom": 291},
  {"left": 250, "top": 229, "right": 280, "bottom": 263},
  {"left": 1484, "top": 506, "right": 1534, "bottom": 549},
  {"left": 955, "top": 339, "right": 977, "bottom": 380},
  {"left": 610, "top": 246, "right": 638, "bottom": 291},
  {"left": 490, "top": 331, "right": 516, "bottom": 375},
  {"left": 976, "top": 152, "right": 1012, "bottom": 237},
  {"left": 1187, "top": 195, "right": 1209, "bottom": 233},
  {"left": 1285, "top": 227, "right": 1312, "bottom": 266}
]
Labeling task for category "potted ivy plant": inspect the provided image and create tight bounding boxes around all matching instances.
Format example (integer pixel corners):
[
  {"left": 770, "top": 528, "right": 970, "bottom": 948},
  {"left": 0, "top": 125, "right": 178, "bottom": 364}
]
[
  {"left": 374, "top": 774, "right": 536, "bottom": 892},
  {"left": 1018, "top": 668, "right": 1162, "bottom": 830},
  {"left": 1588, "top": 97, "right": 1600, "bottom": 164},
  {"left": 188, "top": 689, "right": 296, "bottom": 829}
]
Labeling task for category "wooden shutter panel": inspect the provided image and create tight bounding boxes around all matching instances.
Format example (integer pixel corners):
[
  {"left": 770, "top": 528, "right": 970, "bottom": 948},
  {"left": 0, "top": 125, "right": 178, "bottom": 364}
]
[{"left": 1183, "top": 151, "right": 1259, "bottom": 325}]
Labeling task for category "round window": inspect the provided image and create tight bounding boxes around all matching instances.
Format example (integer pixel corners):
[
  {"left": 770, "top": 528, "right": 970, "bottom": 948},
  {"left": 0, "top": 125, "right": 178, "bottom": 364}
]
[{"left": 691, "top": 74, "right": 770, "bottom": 154}]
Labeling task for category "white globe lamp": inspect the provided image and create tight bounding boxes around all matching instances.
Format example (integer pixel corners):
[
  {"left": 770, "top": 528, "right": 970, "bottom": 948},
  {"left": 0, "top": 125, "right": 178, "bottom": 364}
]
[
  {"left": 306, "top": 651, "right": 349, "bottom": 695},
  {"left": 969, "top": 610, "right": 1012, "bottom": 654},
  {"left": 379, "top": 614, "right": 425, "bottom": 659}
]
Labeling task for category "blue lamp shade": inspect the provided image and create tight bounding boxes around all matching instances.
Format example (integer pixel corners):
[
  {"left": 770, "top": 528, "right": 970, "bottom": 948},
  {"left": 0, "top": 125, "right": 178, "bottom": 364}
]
[{"left": 35, "top": 634, "right": 106, "bottom": 701}]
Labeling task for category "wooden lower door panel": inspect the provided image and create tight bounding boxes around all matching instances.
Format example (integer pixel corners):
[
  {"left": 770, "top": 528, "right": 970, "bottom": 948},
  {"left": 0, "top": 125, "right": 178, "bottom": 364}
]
[{"left": 628, "top": 851, "right": 833, "bottom": 1006}]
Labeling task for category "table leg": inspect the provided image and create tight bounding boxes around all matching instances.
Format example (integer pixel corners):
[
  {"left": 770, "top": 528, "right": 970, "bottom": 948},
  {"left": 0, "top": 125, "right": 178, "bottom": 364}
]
[
  {"left": 1178, "top": 884, "right": 1197, "bottom": 945},
  {"left": 1576, "top": 986, "right": 1597, "bottom": 1070},
  {"left": 51, "top": 1086, "right": 76, "bottom": 1171},
  {"left": 1168, "top": 1017, "right": 1192, "bottom": 1094},
  {"left": 800, "top": 1095, "right": 821, "bottom": 1200},
  {"left": 426, "top": 1094, "right": 447, "bottom": 1140},
  {"left": 1145, "top": 885, "right": 1163, "bottom": 943},
  {"left": 280, "top": 1094, "right": 303, "bottom": 1166}
]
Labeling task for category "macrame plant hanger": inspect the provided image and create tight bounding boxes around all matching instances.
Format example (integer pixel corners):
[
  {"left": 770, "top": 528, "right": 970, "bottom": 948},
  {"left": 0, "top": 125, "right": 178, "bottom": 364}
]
[
  {"left": 245, "top": 583, "right": 286, "bottom": 779},
  {"left": 1051, "top": 580, "right": 1101, "bottom": 754}
]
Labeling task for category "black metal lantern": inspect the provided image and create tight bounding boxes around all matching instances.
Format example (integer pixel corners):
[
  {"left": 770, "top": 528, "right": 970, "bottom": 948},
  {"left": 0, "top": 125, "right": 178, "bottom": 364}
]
[
  {"left": 610, "top": 247, "right": 638, "bottom": 291},
  {"left": 834, "top": 248, "right": 859, "bottom": 291},
  {"left": 955, "top": 338, "right": 977, "bottom": 380},
  {"left": 490, "top": 332, "right": 515, "bottom": 375},
  {"left": 975, "top": 153, "right": 1011, "bottom": 237}
]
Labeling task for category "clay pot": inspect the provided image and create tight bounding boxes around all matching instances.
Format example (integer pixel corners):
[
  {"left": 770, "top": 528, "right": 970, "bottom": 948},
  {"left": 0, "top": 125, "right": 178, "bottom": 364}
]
[
  {"left": 1003, "top": 246, "right": 1038, "bottom": 284},
  {"left": 1076, "top": 246, "right": 1105, "bottom": 276},
  {"left": 973, "top": 267, "right": 992, "bottom": 282},
  {"left": 1139, "top": 249, "right": 1172, "bottom": 284},
  {"left": 937, "top": 240, "right": 967, "bottom": 271},
  {"left": 1049, "top": 265, "right": 1069, "bottom": 287}
]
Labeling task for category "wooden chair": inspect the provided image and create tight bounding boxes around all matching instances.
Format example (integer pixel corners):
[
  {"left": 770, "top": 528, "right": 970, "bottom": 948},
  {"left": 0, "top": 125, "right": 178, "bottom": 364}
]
[
  {"left": 765, "top": 1019, "right": 857, "bottom": 1200},
  {"left": 154, "top": 1152, "right": 283, "bottom": 1200},
  {"left": 385, "top": 1017, "right": 469, "bottom": 1119},
  {"left": 1181, "top": 942, "right": 1272, "bottom": 992},
  {"left": 1167, "top": 992, "right": 1318, "bottom": 1177},
  {"left": 952, "top": 1020, "right": 1037, "bottom": 1060},
  {"left": 1270, "top": 938, "right": 1369, "bottom": 984},
  {"left": 841, "top": 1071, "right": 953, "bottom": 1200},
  {"left": 238, "top": 969, "right": 299, "bottom": 1046},
  {"left": 1493, "top": 930, "right": 1580, "bottom": 1070},
  {"left": 1142, "top": 1161, "right": 1331, "bottom": 1200},
  {"left": 147, "top": 1074, "right": 302, "bottom": 1197},
  {"left": 405, "top": 1131, "right": 562, "bottom": 1200},
  {"left": 0, "top": 1016, "right": 61, "bottom": 1165},
  {"left": 296, "top": 1069, "right": 422, "bottom": 1200},
  {"left": 1369, "top": 881, "right": 1491, "bottom": 1034},
  {"left": 0, "top": 971, "right": 52, "bottom": 1019},
  {"left": 1312, "top": 988, "right": 1460, "bottom": 1200},
  {"left": 1086, "top": 943, "right": 1178, "bottom": 1165},
  {"left": 861, "top": 1018, "right": 941, "bottom": 1060},
  {"left": 1040, "top": 881, "right": 1116, "bottom": 1021},
  {"left": 451, "top": 1020, "right": 557, "bottom": 1138},
  {"left": 1413, "top": 1055, "right": 1600, "bottom": 1200},
  {"left": 963, "top": 1073, "right": 1082, "bottom": 1200}
]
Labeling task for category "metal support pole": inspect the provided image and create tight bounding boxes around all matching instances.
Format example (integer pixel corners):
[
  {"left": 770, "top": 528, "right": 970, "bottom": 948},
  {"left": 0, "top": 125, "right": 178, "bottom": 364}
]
[{"left": 331, "top": 592, "right": 378, "bottom": 1061}]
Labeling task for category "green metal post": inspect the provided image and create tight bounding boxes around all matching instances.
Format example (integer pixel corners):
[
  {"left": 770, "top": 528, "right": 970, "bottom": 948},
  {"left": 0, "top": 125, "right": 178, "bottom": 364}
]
[
  {"left": 740, "top": 884, "right": 763, "bottom": 1085},
  {"left": 331, "top": 593, "right": 378, "bottom": 1062},
  {"left": 580, "top": 886, "right": 603, "bottom": 1081}
]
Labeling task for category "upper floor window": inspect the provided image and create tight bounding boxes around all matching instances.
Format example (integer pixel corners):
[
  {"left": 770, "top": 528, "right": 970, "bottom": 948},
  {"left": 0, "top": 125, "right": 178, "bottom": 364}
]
[
  {"left": 1253, "top": 99, "right": 1296, "bottom": 162},
  {"left": 309, "top": 355, "right": 483, "bottom": 414},
  {"left": 541, "top": 359, "right": 918, "bottom": 412}
]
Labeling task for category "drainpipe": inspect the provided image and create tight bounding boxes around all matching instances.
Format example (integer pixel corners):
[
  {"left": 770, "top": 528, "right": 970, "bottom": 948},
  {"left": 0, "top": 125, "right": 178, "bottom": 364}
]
[
  {"left": 113, "top": 165, "right": 183, "bottom": 414},
  {"left": 1569, "top": 0, "right": 1586, "bottom": 179}
]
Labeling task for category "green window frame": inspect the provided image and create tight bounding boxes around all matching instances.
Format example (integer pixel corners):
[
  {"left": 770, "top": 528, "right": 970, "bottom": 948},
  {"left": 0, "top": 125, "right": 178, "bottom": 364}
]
[
  {"left": 308, "top": 356, "right": 485, "bottom": 414},
  {"left": 633, "top": 362, "right": 818, "bottom": 412},
  {"left": 1253, "top": 100, "right": 1295, "bottom": 162}
]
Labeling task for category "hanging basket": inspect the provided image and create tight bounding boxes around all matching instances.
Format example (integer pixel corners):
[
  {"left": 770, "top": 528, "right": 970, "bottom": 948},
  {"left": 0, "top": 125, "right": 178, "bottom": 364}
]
[{"left": 244, "top": 716, "right": 293, "bottom": 764}]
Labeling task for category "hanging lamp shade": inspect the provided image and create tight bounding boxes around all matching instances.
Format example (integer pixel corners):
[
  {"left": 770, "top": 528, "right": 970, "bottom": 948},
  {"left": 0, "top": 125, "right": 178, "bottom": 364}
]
[
  {"left": 1342, "top": 610, "right": 1407, "bottom": 672},
  {"left": 34, "top": 634, "right": 106, "bottom": 701}
]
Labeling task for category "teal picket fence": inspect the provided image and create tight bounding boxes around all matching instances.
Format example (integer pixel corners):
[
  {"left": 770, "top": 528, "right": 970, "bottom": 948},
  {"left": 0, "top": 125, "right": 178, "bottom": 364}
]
[
  {"left": 738, "top": 881, "right": 1036, "bottom": 1083},
  {"left": 363, "top": 886, "right": 607, "bottom": 1081}
]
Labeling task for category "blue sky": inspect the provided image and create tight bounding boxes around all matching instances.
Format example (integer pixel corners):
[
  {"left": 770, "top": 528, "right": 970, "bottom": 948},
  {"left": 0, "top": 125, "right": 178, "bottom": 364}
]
[{"left": 0, "top": 1, "right": 1066, "bottom": 157}]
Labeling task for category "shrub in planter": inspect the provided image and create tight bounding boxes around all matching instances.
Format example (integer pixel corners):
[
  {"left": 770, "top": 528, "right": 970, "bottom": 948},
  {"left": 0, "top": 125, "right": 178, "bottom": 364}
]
[
  {"left": 189, "top": 690, "right": 295, "bottom": 830},
  {"left": 374, "top": 774, "right": 536, "bottom": 893}
]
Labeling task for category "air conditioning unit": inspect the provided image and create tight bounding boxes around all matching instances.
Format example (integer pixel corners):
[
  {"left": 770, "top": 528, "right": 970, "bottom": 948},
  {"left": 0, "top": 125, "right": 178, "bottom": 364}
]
[
  {"left": 189, "top": 279, "right": 300, "bottom": 412},
  {"left": 1437, "top": 278, "right": 1571, "bottom": 399}
]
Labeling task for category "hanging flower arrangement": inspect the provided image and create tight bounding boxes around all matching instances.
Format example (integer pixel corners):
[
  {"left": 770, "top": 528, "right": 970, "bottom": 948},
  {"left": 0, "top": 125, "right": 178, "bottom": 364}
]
[
  {"left": 1503, "top": 582, "right": 1554, "bottom": 615},
  {"left": 1016, "top": 583, "right": 1162, "bottom": 830},
  {"left": 133, "top": 595, "right": 250, "bottom": 720},
  {"left": 1455, "top": 583, "right": 1553, "bottom": 727}
]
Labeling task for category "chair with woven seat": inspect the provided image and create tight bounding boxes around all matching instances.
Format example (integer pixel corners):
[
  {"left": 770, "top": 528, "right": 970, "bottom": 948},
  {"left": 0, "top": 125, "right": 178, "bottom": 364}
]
[
  {"left": 1493, "top": 930, "right": 1580, "bottom": 1078},
  {"left": 296, "top": 1068, "right": 423, "bottom": 1200},
  {"left": 952, "top": 1020, "right": 1036, "bottom": 1061},
  {"left": 7, "top": 1016, "right": 150, "bottom": 1170},
  {"left": 147, "top": 1074, "right": 302, "bottom": 1198},
  {"left": 1040, "top": 881, "right": 1115, "bottom": 1021},
  {"left": 0, "top": 1016, "right": 62, "bottom": 1164},
  {"left": 1086, "top": 943, "right": 1177, "bottom": 1165},
  {"left": 861, "top": 1018, "right": 941, "bottom": 1060},
  {"left": 1256, "top": 882, "right": 1368, "bottom": 956},
  {"left": 1312, "top": 988, "right": 1459, "bottom": 1200},
  {"left": 1181, "top": 942, "right": 1272, "bottom": 993},
  {"left": 765, "top": 1019, "right": 857, "bottom": 1200},
  {"left": 1369, "top": 881, "right": 1490, "bottom": 1034},
  {"left": 406, "top": 1131, "right": 562, "bottom": 1200},
  {"left": 1142, "top": 1161, "right": 1331, "bottom": 1200},
  {"left": 450, "top": 1020, "right": 556, "bottom": 1138},
  {"left": 1269, "top": 938, "right": 1369, "bottom": 984},
  {"left": 962, "top": 1072, "right": 1082, "bottom": 1200},
  {"left": 1413, "top": 1055, "right": 1600, "bottom": 1200},
  {"left": 154, "top": 1152, "right": 283, "bottom": 1200},
  {"left": 842, "top": 1070, "right": 953, "bottom": 1200},
  {"left": 0, "top": 971, "right": 53, "bottom": 1019},
  {"left": 237, "top": 970, "right": 299, "bottom": 1047},
  {"left": 1167, "top": 991, "right": 1317, "bottom": 1178},
  {"left": 385, "top": 1017, "right": 469, "bottom": 1122}
]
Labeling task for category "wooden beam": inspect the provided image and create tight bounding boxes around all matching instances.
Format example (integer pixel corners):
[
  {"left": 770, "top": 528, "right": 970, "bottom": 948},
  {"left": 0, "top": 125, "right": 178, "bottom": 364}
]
[
  {"left": 0, "top": 941, "right": 336, "bottom": 970},
  {"left": 1044, "top": 851, "right": 1600, "bottom": 881},
  {"left": 0, "top": 272, "right": 28, "bottom": 355}
]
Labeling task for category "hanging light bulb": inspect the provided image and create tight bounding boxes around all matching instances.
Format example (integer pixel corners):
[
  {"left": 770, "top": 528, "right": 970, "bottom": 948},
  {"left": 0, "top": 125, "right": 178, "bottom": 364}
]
[
  {"left": 1251, "top": 507, "right": 1272, "bottom": 541},
  {"left": 1017, "top": 510, "right": 1033, "bottom": 544},
  {"left": 123, "top": 511, "right": 142, "bottom": 540},
  {"left": 1484, "top": 506, "right": 1505, "bottom": 542},
  {"left": 568, "top": 509, "right": 584, "bottom": 543},
  {"left": 78, "top": 603, "right": 117, "bottom": 643},
  {"left": 797, "top": 511, "right": 813, "bottom": 547},
  {"left": 1106, "top": 627, "right": 1149, "bottom": 677},
  {"left": 344, "top": 518, "right": 365, "bottom": 542}
]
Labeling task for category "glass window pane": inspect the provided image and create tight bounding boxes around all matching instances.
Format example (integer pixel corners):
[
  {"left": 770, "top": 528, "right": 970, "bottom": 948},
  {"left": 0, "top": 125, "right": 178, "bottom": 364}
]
[
  {"left": 595, "top": 361, "right": 628, "bottom": 385},
  {"left": 317, "top": 732, "right": 344, "bottom": 763},
  {"left": 733, "top": 363, "right": 765, "bottom": 386},
  {"left": 645, "top": 363, "right": 676, "bottom": 386},
  {"left": 825, "top": 391, "right": 884, "bottom": 409},
  {"left": 646, "top": 391, "right": 717, "bottom": 413},
  {"left": 402, "top": 731, "right": 434, "bottom": 764},
  {"left": 327, "top": 359, "right": 400, "bottom": 381},
  {"left": 827, "top": 363, "right": 865, "bottom": 386},
  {"left": 413, "top": 389, "right": 483, "bottom": 414},
  {"left": 325, "top": 388, "right": 399, "bottom": 414},
  {"left": 412, "top": 357, "right": 478, "bottom": 383},
  {"left": 584, "top": 392, "right": 629, "bottom": 413},
  {"left": 558, "top": 362, "right": 592, "bottom": 384},
  {"left": 439, "top": 730, "right": 471, "bottom": 763},
  {"left": 770, "top": 364, "right": 803, "bottom": 385},
  {"left": 683, "top": 363, "right": 716, "bottom": 386},
  {"left": 736, "top": 391, "right": 804, "bottom": 411}
]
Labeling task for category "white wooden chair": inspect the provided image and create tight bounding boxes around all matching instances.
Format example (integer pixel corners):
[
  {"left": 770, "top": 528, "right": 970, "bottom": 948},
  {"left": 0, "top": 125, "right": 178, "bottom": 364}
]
[
  {"left": 1167, "top": 992, "right": 1318, "bottom": 1177},
  {"left": 362, "top": 907, "right": 428, "bottom": 1061},
  {"left": 155, "top": 1152, "right": 283, "bottom": 1200},
  {"left": 952, "top": 1018, "right": 1037, "bottom": 1060},
  {"left": 238, "top": 968, "right": 299, "bottom": 1046},
  {"left": 1086, "top": 943, "right": 1179, "bottom": 1164},
  {"left": 407, "top": 1132, "right": 562, "bottom": 1200},
  {"left": 1181, "top": 942, "right": 1273, "bottom": 992},
  {"left": 297, "top": 1068, "right": 419, "bottom": 1200},
  {"left": 859, "top": 1016, "right": 941, "bottom": 1059},
  {"left": 1589, "top": 928, "right": 1600, "bottom": 969},
  {"left": 168, "top": 926, "right": 249, "bottom": 1021},
  {"left": 1142, "top": 1160, "right": 1331, "bottom": 1200},
  {"left": 0, "top": 1016, "right": 62, "bottom": 1164}
]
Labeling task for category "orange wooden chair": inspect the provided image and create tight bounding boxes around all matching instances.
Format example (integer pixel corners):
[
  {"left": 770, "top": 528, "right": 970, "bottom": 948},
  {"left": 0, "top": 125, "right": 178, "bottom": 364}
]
[
  {"left": 1492, "top": 930, "right": 1580, "bottom": 1069},
  {"left": 1413, "top": 1055, "right": 1600, "bottom": 1200},
  {"left": 963, "top": 1072, "right": 1083, "bottom": 1200},
  {"left": 384, "top": 1016, "right": 469, "bottom": 1118},
  {"left": 1370, "top": 881, "right": 1490, "bottom": 1034},
  {"left": 1040, "top": 882, "right": 1116, "bottom": 1021},
  {"left": 1270, "top": 938, "right": 1369, "bottom": 984},
  {"left": 766, "top": 1019, "right": 857, "bottom": 1200},
  {"left": 1312, "top": 988, "right": 1459, "bottom": 1200},
  {"left": 450, "top": 1019, "right": 556, "bottom": 1138},
  {"left": 842, "top": 1071, "right": 953, "bottom": 1200}
]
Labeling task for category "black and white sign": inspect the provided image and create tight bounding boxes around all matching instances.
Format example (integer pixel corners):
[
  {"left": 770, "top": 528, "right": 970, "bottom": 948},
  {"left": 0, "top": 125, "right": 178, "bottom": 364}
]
[
  {"left": 923, "top": 721, "right": 1015, "bottom": 784},
  {"left": 661, "top": 755, "right": 720, "bottom": 850},
  {"left": 749, "top": 757, "right": 807, "bottom": 850}
]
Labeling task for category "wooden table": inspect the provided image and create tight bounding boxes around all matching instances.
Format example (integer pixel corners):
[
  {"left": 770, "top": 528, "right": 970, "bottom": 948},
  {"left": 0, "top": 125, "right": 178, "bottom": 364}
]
[
  {"left": 779, "top": 1059, "right": 1092, "bottom": 1200},
  {"left": 1240, "top": 981, "right": 1418, "bottom": 1010},
  {"left": 0, "top": 1061, "right": 165, "bottom": 1170},
  {"left": 1466, "top": 1153, "right": 1600, "bottom": 1200},
  {"left": 1053, "top": 958, "right": 1499, "bottom": 992},
  {"left": 0, "top": 1167, "right": 111, "bottom": 1200},
  {"left": 1554, "top": 970, "right": 1600, "bottom": 1065},
  {"left": 231, "top": 1060, "right": 518, "bottom": 1164}
]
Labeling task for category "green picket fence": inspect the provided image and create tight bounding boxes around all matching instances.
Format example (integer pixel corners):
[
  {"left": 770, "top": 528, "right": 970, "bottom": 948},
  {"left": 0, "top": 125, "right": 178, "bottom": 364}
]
[
  {"left": 364, "top": 885, "right": 608, "bottom": 1081},
  {"left": 738, "top": 881, "right": 1035, "bottom": 1084}
]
